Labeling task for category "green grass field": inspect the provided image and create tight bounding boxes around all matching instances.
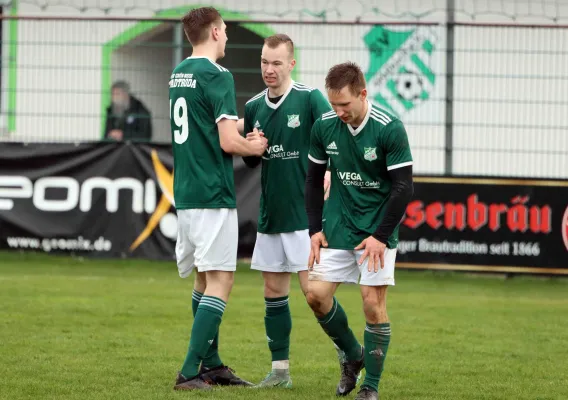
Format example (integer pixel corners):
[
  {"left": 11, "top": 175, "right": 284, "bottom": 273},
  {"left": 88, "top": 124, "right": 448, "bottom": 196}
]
[{"left": 1, "top": 251, "right": 567, "bottom": 400}]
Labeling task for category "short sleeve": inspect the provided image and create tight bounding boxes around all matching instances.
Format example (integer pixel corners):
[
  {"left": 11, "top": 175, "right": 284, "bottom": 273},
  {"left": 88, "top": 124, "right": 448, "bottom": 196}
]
[
  {"left": 383, "top": 119, "right": 413, "bottom": 170},
  {"left": 309, "top": 89, "right": 332, "bottom": 121},
  {"left": 205, "top": 71, "right": 238, "bottom": 123},
  {"left": 308, "top": 119, "right": 328, "bottom": 165}
]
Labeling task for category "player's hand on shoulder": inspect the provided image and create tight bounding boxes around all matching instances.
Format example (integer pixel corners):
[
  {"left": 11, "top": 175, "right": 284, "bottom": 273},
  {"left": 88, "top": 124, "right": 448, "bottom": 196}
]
[{"left": 355, "top": 236, "right": 386, "bottom": 273}]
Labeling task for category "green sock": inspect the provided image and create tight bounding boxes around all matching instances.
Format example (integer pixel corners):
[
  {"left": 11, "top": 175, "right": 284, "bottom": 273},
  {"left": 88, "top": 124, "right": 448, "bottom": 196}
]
[
  {"left": 362, "top": 322, "right": 391, "bottom": 391},
  {"left": 265, "top": 296, "right": 291, "bottom": 363},
  {"left": 317, "top": 297, "right": 362, "bottom": 361},
  {"left": 192, "top": 290, "right": 223, "bottom": 369},
  {"left": 180, "top": 296, "right": 226, "bottom": 378},
  {"left": 191, "top": 290, "right": 202, "bottom": 316}
]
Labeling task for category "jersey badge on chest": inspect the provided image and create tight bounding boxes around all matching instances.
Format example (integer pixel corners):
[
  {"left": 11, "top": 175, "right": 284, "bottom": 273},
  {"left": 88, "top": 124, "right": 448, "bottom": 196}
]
[
  {"left": 287, "top": 114, "right": 301, "bottom": 128},
  {"left": 364, "top": 147, "right": 377, "bottom": 161}
]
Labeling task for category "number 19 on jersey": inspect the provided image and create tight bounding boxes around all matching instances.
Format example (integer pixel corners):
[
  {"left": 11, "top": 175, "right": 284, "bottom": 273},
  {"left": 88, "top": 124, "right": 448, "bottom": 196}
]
[{"left": 170, "top": 97, "right": 188, "bottom": 144}]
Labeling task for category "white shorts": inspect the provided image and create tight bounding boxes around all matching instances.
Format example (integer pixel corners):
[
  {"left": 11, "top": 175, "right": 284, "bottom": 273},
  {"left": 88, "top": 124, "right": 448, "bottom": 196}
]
[
  {"left": 309, "top": 247, "right": 397, "bottom": 286},
  {"left": 175, "top": 208, "right": 238, "bottom": 278},
  {"left": 250, "top": 229, "right": 310, "bottom": 273}
]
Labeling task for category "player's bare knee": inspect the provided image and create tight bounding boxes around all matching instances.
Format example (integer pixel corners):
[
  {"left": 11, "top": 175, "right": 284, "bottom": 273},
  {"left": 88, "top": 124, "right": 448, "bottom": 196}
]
[
  {"left": 263, "top": 272, "right": 290, "bottom": 298},
  {"left": 220, "top": 271, "right": 235, "bottom": 288},
  {"left": 361, "top": 286, "right": 388, "bottom": 324},
  {"left": 306, "top": 289, "right": 333, "bottom": 317},
  {"left": 362, "top": 302, "right": 387, "bottom": 324},
  {"left": 306, "top": 281, "right": 336, "bottom": 315},
  {"left": 363, "top": 299, "right": 387, "bottom": 323},
  {"left": 305, "top": 291, "right": 324, "bottom": 313},
  {"left": 205, "top": 270, "right": 235, "bottom": 298}
]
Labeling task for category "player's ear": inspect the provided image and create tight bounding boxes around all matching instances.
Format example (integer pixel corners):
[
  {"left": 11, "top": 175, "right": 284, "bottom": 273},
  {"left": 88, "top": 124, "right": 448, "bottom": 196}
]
[
  {"left": 290, "top": 58, "right": 296, "bottom": 71},
  {"left": 211, "top": 22, "right": 221, "bottom": 41},
  {"left": 360, "top": 88, "right": 368, "bottom": 101}
]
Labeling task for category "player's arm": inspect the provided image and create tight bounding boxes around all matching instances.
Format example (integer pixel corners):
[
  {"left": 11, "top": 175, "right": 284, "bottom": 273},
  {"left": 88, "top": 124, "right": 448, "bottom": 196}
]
[
  {"left": 237, "top": 118, "right": 244, "bottom": 135},
  {"left": 218, "top": 119, "right": 266, "bottom": 157},
  {"left": 207, "top": 71, "right": 266, "bottom": 156},
  {"left": 241, "top": 104, "right": 262, "bottom": 168},
  {"left": 308, "top": 90, "right": 333, "bottom": 199},
  {"left": 305, "top": 120, "right": 328, "bottom": 236},
  {"left": 372, "top": 120, "right": 414, "bottom": 243},
  {"left": 305, "top": 159, "right": 328, "bottom": 235},
  {"left": 372, "top": 166, "right": 413, "bottom": 243}
]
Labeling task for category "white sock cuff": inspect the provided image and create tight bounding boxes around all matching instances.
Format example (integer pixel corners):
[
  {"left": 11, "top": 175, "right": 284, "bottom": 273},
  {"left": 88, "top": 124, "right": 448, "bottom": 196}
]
[{"left": 272, "top": 360, "right": 289, "bottom": 370}]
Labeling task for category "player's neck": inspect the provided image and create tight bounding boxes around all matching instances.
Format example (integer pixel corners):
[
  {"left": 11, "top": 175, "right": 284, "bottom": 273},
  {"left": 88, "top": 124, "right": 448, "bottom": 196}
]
[
  {"left": 268, "top": 78, "right": 292, "bottom": 98},
  {"left": 352, "top": 100, "right": 369, "bottom": 127},
  {"left": 190, "top": 45, "right": 218, "bottom": 62}
]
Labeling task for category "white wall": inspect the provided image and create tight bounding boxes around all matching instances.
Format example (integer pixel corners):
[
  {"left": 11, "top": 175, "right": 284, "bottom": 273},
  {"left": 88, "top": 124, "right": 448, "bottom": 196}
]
[{"left": 2, "top": 0, "right": 567, "bottom": 178}]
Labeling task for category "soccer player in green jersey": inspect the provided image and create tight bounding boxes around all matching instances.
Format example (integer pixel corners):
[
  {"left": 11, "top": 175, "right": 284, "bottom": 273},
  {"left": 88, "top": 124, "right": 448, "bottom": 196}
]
[
  {"left": 304, "top": 62, "right": 414, "bottom": 400},
  {"left": 238, "top": 34, "right": 332, "bottom": 387},
  {"left": 169, "top": 7, "right": 267, "bottom": 391}
]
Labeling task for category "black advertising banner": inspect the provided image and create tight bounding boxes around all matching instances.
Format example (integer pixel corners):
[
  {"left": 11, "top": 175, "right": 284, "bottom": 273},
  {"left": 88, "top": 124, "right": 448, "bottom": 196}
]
[
  {"left": 0, "top": 143, "right": 261, "bottom": 259},
  {"left": 397, "top": 177, "right": 568, "bottom": 274},
  {"left": 1, "top": 143, "right": 567, "bottom": 275}
]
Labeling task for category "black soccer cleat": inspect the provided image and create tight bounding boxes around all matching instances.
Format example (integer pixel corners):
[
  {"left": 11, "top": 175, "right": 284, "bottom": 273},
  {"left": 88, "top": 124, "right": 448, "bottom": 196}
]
[
  {"left": 199, "top": 365, "right": 254, "bottom": 386},
  {"left": 336, "top": 346, "right": 365, "bottom": 396},
  {"left": 173, "top": 372, "right": 212, "bottom": 391},
  {"left": 354, "top": 387, "right": 379, "bottom": 400}
]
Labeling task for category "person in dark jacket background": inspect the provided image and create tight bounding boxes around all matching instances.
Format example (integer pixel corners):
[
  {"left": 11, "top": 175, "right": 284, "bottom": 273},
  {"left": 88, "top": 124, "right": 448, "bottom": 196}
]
[{"left": 104, "top": 81, "right": 153, "bottom": 141}]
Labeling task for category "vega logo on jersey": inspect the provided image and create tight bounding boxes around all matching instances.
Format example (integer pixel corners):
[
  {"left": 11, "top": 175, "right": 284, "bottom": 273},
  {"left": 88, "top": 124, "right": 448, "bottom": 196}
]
[
  {"left": 265, "top": 144, "right": 300, "bottom": 160},
  {"left": 364, "top": 25, "right": 438, "bottom": 116},
  {"left": 337, "top": 171, "right": 380, "bottom": 188}
]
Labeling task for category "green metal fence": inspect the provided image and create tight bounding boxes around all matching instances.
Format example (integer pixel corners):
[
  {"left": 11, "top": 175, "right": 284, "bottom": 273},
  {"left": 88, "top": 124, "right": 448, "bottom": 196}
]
[{"left": 0, "top": 15, "right": 567, "bottom": 178}]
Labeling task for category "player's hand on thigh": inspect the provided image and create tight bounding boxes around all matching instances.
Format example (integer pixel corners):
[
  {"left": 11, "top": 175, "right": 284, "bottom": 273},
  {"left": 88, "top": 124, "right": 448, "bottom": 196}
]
[
  {"left": 308, "top": 232, "right": 328, "bottom": 270},
  {"left": 355, "top": 236, "right": 387, "bottom": 273}
]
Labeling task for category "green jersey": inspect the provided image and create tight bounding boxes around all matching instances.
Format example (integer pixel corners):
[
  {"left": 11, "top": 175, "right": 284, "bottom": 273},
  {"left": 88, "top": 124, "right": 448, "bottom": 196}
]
[
  {"left": 308, "top": 101, "right": 413, "bottom": 249},
  {"left": 169, "top": 56, "right": 238, "bottom": 209},
  {"left": 244, "top": 81, "right": 332, "bottom": 234}
]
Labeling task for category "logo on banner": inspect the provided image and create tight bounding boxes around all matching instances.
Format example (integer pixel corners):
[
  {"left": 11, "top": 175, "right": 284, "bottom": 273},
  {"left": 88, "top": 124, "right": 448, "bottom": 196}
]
[
  {"left": 562, "top": 206, "right": 568, "bottom": 251},
  {"left": 129, "top": 150, "right": 176, "bottom": 252},
  {"left": 364, "top": 25, "right": 438, "bottom": 116},
  {"left": 0, "top": 156, "right": 177, "bottom": 254},
  {"left": 404, "top": 194, "right": 553, "bottom": 233}
]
